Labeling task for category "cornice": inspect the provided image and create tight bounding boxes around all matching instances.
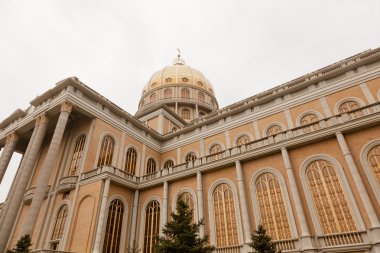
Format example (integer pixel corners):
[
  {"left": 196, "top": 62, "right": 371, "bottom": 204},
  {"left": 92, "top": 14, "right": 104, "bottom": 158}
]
[{"left": 0, "top": 109, "right": 26, "bottom": 131}]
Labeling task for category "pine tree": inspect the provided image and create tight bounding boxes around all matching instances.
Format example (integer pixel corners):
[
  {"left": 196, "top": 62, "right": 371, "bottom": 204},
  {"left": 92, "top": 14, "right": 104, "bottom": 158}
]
[
  {"left": 249, "top": 225, "right": 278, "bottom": 253},
  {"left": 156, "top": 199, "right": 215, "bottom": 253},
  {"left": 7, "top": 234, "right": 32, "bottom": 253}
]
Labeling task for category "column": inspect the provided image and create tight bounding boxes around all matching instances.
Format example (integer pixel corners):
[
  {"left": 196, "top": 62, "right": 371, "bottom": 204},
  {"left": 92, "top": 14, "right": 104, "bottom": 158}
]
[
  {"left": 22, "top": 102, "right": 73, "bottom": 236},
  {"left": 158, "top": 114, "right": 164, "bottom": 134},
  {"left": 235, "top": 161, "right": 251, "bottom": 243},
  {"left": 93, "top": 179, "right": 110, "bottom": 253},
  {"left": 0, "top": 132, "right": 19, "bottom": 183},
  {"left": 196, "top": 171, "right": 205, "bottom": 237},
  {"left": 335, "top": 132, "right": 380, "bottom": 227},
  {"left": 162, "top": 181, "right": 169, "bottom": 226},
  {"left": 281, "top": 147, "right": 314, "bottom": 250},
  {"left": 0, "top": 114, "right": 49, "bottom": 253},
  {"left": 129, "top": 190, "right": 140, "bottom": 248}
]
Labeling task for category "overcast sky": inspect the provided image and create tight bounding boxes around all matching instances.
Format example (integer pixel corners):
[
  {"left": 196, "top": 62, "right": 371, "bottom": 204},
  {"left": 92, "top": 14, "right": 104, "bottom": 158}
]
[{"left": 0, "top": 0, "right": 379, "bottom": 201}]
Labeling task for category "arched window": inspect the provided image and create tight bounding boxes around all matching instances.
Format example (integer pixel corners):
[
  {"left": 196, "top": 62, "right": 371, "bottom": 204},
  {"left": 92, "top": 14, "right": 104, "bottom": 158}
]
[
  {"left": 181, "top": 88, "right": 190, "bottom": 99},
  {"left": 164, "top": 89, "right": 172, "bottom": 99},
  {"left": 146, "top": 158, "right": 157, "bottom": 175},
  {"left": 178, "top": 192, "right": 194, "bottom": 221},
  {"left": 306, "top": 160, "right": 358, "bottom": 234},
  {"left": 338, "top": 100, "right": 363, "bottom": 119},
  {"left": 50, "top": 205, "right": 68, "bottom": 250},
  {"left": 266, "top": 125, "right": 282, "bottom": 136},
  {"left": 300, "top": 113, "right": 320, "bottom": 133},
  {"left": 150, "top": 93, "right": 156, "bottom": 103},
  {"left": 182, "top": 109, "right": 190, "bottom": 120},
  {"left": 367, "top": 144, "right": 380, "bottom": 188},
  {"left": 143, "top": 201, "right": 160, "bottom": 253},
  {"left": 97, "top": 135, "right": 115, "bottom": 167},
  {"left": 68, "top": 135, "right": 86, "bottom": 176},
  {"left": 125, "top": 148, "right": 137, "bottom": 175},
  {"left": 198, "top": 92, "right": 205, "bottom": 102},
  {"left": 103, "top": 199, "right": 124, "bottom": 253},
  {"left": 236, "top": 135, "right": 250, "bottom": 146},
  {"left": 256, "top": 173, "right": 291, "bottom": 240},
  {"left": 185, "top": 152, "right": 197, "bottom": 163},
  {"left": 163, "top": 159, "right": 174, "bottom": 170},
  {"left": 199, "top": 112, "right": 205, "bottom": 117},
  {"left": 209, "top": 144, "right": 223, "bottom": 161},
  {"left": 213, "top": 183, "right": 239, "bottom": 247}
]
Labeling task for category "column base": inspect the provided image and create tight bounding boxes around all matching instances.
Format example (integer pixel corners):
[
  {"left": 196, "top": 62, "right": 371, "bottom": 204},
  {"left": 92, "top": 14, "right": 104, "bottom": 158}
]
[
  {"left": 369, "top": 226, "right": 380, "bottom": 244},
  {"left": 241, "top": 243, "right": 252, "bottom": 253},
  {"left": 299, "top": 235, "right": 317, "bottom": 253}
]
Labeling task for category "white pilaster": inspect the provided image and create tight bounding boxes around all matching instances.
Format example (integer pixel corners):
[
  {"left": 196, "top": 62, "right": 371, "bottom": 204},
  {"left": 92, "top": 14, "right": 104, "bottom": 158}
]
[
  {"left": 225, "top": 130, "right": 231, "bottom": 149},
  {"left": 162, "top": 181, "right": 169, "bottom": 226},
  {"left": 252, "top": 120, "right": 261, "bottom": 139},
  {"left": 284, "top": 109, "right": 294, "bottom": 129},
  {"left": 319, "top": 97, "right": 332, "bottom": 117},
  {"left": 235, "top": 161, "right": 251, "bottom": 243},
  {"left": 197, "top": 171, "right": 205, "bottom": 237},
  {"left": 129, "top": 190, "right": 140, "bottom": 248}
]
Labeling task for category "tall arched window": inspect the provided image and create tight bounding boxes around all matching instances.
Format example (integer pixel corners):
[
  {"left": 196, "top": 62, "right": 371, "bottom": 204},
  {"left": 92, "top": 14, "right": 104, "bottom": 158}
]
[
  {"left": 103, "top": 199, "right": 124, "bottom": 253},
  {"left": 68, "top": 135, "right": 86, "bottom": 176},
  {"left": 164, "top": 89, "right": 172, "bottom": 99},
  {"left": 150, "top": 93, "right": 156, "bottom": 103},
  {"left": 50, "top": 205, "right": 68, "bottom": 250},
  {"left": 300, "top": 113, "right": 320, "bottom": 133},
  {"left": 185, "top": 152, "right": 197, "bottom": 163},
  {"left": 213, "top": 183, "right": 239, "bottom": 247},
  {"left": 236, "top": 135, "right": 250, "bottom": 146},
  {"left": 125, "top": 148, "right": 137, "bottom": 175},
  {"left": 367, "top": 144, "right": 380, "bottom": 188},
  {"left": 178, "top": 192, "right": 194, "bottom": 221},
  {"left": 209, "top": 144, "right": 223, "bottom": 161},
  {"left": 181, "top": 88, "right": 190, "bottom": 99},
  {"left": 163, "top": 159, "right": 174, "bottom": 170},
  {"left": 266, "top": 125, "right": 282, "bottom": 136},
  {"left": 146, "top": 158, "right": 157, "bottom": 175},
  {"left": 143, "top": 201, "right": 160, "bottom": 253},
  {"left": 306, "top": 160, "right": 358, "bottom": 234},
  {"left": 338, "top": 100, "right": 363, "bottom": 119},
  {"left": 182, "top": 109, "right": 190, "bottom": 120},
  {"left": 256, "top": 173, "right": 291, "bottom": 240},
  {"left": 198, "top": 92, "right": 205, "bottom": 102},
  {"left": 97, "top": 135, "right": 115, "bottom": 167}
]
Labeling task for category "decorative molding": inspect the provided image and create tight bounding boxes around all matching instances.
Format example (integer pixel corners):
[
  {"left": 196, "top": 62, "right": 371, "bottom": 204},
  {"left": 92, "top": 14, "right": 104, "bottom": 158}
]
[{"left": 295, "top": 110, "right": 324, "bottom": 127}]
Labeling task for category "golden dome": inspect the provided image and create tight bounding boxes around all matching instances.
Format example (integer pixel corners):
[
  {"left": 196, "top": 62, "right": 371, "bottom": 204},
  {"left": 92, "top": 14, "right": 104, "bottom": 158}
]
[{"left": 142, "top": 57, "right": 216, "bottom": 95}]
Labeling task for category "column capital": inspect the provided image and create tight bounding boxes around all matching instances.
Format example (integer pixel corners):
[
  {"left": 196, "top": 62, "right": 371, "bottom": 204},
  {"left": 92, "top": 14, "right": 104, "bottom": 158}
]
[
  {"left": 61, "top": 101, "right": 73, "bottom": 113},
  {"left": 6, "top": 132, "right": 19, "bottom": 144},
  {"left": 36, "top": 114, "right": 49, "bottom": 125},
  {"left": 335, "top": 131, "right": 343, "bottom": 136}
]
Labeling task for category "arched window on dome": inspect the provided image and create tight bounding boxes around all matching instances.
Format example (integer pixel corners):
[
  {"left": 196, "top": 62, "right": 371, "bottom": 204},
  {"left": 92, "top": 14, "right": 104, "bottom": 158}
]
[
  {"left": 143, "top": 200, "right": 160, "bottom": 253},
  {"left": 97, "top": 135, "right": 115, "bottom": 167},
  {"left": 255, "top": 173, "right": 292, "bottom": 240},
  {"left": 125, "top": 148, "right": 137, "bottom": 175},
  {"left": 367, "top": 144, "right": 380, "bottom": 189},
  {"left": 197, "top": 81, "right": 204, "bottom": 87},
  {"left": 185, "top": 152, "right": 197, "bottom": 163},
  {"left": 102, "top": 199, "right": 124, "bottom": 253},
  {"left": 300, "top": 113, "right": 320, "bottom": 133},
  {"left": 182, "top": 77, "right": 189, "bottom": 83},
  {"left": 211, "top": 100, "right": 216, "bottom": 108},
  {"left": 164, "top": 89, "right": 172, "bottom": 99},
  {"left": 50, "top": 205, "right": 68, "bottom": 250},
  {"left": 181, "top": 88, "right": 190, "bottom": 99},
  {"left": 198, "top": 92, "right": 205, "bottom": 102},
  {"left": 182, "top": 109, "right": 190, "bottom": 120},
  {"left": 68, "top": 135, "right": 86, "bottom": 176},
  {"left": 266, "top": 124, "right": 282, "bottom": 136},
  {"left": 209, "top": 143, "right": 223, "bottom": 161},
  {"left": 305, "top": 160, "right": 359, "bottom": 235},
  {"left": 212, "top": 183, "right": 239, "bottom": 247},
  {"left": 165, "top": 77, "right": 172, "bottom": 83},
  {"left": 149, "top": 93, "right": 156, "bottom": 103},
  {"left": 236, "top": 135, "right": 250, "bottom": 146},
  {"left": 338, "top": 100, "right": 363, "bottom": 119},
  {"left": 199, "top": 112, "right": 206, "bottom": 117}
]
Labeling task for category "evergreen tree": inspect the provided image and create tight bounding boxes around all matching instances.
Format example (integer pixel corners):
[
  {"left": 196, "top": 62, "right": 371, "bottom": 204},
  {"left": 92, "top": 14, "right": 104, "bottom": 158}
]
[
  {"left": 156, "top": 199, "right": 215, "bottom": 253},
  {"left": 249, "top": 225, "right": 278, "bottom": 253},
  {"left": 7, "top": 234, "right": 32, "bottom": 253}
]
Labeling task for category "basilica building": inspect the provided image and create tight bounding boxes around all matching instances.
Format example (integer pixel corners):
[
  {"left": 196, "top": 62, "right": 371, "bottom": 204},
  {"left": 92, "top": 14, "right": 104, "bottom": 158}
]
[{"left": 0, "top": 48, "right": 380, "bottom": 253}]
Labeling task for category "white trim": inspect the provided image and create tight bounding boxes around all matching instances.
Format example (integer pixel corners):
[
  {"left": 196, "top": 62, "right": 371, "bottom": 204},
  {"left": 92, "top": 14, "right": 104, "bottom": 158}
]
[
  {"left": 171, "top": 188, "right": 199, "bottom": 221},
  {"left": 333, "top": 97, "right": 367, "bottom": 115},
  {"left": 299, "top": 154, "right": 365, "bottom": 235},
  {"left": 295, "top": 110, "right": 324, "bottom": 127},
  {"left": 206, "top": 141, "right": 226, "bottom": 155},
  {"left": 249, "top": 168, "right": 298, "bottom": 238},
  {"left": 262, "top": 122, "right": 287, "bottom": 137},
  {"left": 207, "top": 178, "right": 244, "bottom": 246},
  {"left": 46, "top": 200, "right": 71, "bottom": 251},
  {"left": 232, "top": 132, "right": 253, "bottom": 147},
  {"left": 93, "top": 132, "right": 119, "bottom": 168},
  {"left": 138, "top": 196, "right": 163, "bottom": 252},
  {"left": 360, "top": 139, "right": 380, "bottom": 205},
  {"left": 100, "top": 195, "right": 128, "bottom": 253}
]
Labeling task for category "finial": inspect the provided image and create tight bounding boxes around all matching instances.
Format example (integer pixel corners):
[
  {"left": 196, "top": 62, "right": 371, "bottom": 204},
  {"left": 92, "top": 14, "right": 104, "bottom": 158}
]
[
  {"left": 173, "top": 48, "right": 185, "bottom": 65},
  {"left": 177, "top": 48, "right": 181, "bottom": 58}
]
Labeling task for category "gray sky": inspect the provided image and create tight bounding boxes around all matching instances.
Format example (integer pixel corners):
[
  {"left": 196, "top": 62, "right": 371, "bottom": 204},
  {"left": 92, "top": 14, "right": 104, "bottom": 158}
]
[{"left": 0, "top": 0, "right": 379, "bottom": 201}]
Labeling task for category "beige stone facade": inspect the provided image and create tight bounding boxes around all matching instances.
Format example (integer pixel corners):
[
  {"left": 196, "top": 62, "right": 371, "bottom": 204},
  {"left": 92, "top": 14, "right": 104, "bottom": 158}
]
[{"left": 1, "top": 49, "right": 380, "bottom": 253}]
